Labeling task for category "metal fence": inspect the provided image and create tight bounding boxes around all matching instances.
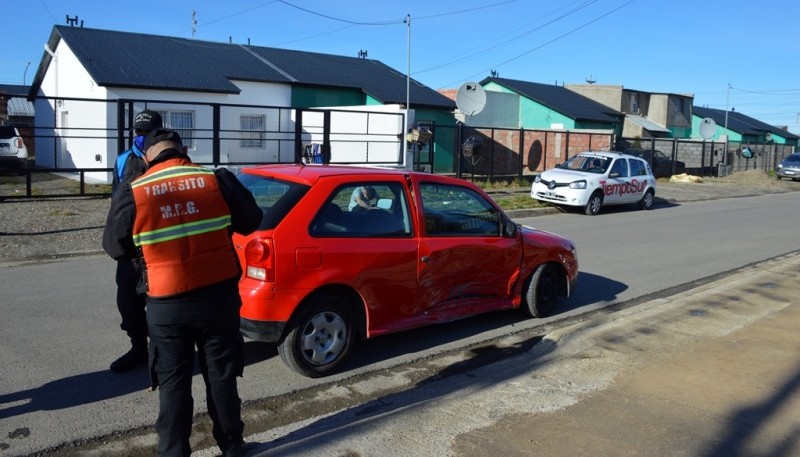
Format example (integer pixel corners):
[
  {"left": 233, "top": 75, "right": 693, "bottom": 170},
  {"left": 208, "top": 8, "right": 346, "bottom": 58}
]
[
  {"left": 425, "top": 124, "right": 614, "bottom": 182},
  {"left": 618, "top": 136, "right": 796, "bottom": 178},
  {"left": 3, "top": 94, "right": 796, "bottom": 199}
]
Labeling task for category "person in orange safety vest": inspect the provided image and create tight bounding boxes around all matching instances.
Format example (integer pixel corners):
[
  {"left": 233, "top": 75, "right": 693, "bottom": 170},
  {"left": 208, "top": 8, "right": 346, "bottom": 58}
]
[{"left": 102, "top": 128, "right": 262, "bottom": 457}]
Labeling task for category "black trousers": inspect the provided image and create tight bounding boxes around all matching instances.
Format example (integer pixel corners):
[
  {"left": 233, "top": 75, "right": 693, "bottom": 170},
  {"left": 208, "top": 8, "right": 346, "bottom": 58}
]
[
  {"left": 115, "top": 259, "right": 147, "bottom": 348},
  {"left": 147, "top": 306, "right": 244, "bottom": 457}
]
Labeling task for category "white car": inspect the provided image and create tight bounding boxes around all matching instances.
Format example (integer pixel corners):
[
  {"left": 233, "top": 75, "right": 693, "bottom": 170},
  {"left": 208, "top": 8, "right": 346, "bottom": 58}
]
[
  {"left": 531, "top": 151, "right": 656, "bottom": 215},
  {"left": 0, "top": 125, "right": 29, "bottom": 172}
]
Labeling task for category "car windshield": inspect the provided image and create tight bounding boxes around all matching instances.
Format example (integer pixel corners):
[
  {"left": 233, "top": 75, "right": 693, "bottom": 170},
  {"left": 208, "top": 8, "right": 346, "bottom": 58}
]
[
  {"left": 558, "top": 155, "right": 611, "bottom": 174},
  {"left": 237, "top": 173, "right": 310, "bottom": 230},
  {"left": 784, "top": 154, "right": 800, "bottom": 163}
]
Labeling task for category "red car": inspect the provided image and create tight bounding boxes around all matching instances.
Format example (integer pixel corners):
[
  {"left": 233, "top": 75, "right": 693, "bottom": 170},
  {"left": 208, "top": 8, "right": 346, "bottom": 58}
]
[{"left": 233, "top": 165, "right": 578, "bottom": 377}]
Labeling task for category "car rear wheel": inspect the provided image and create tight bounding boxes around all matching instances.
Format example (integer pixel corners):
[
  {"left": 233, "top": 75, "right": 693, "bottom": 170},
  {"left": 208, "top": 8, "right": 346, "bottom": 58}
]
[
  {"left": 278, "top": 294, "right": 355, "bottom": 378},
  {"left": 638, "top": 189, "right": 655, "bottom": 210},
  {"left": 584, "top": 191, "right": 603, "bottom": 215},
  {"left": 523, "top": 263, "right": 560, "bottom": 318}
]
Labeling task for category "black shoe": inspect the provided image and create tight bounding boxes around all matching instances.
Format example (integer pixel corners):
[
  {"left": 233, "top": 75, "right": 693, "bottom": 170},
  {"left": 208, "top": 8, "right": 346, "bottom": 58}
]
[
  {"left": 224, "top": 441, "right": 248, "bottom": 457},
  {"left": 110, "top": 347, "right": 147, "bottom": 373}
]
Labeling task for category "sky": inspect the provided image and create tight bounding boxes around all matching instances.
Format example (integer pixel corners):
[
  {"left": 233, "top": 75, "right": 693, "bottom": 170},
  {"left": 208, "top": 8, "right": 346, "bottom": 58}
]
[{"left": 3, "top": 0, "right": 800, "bottom": 134}]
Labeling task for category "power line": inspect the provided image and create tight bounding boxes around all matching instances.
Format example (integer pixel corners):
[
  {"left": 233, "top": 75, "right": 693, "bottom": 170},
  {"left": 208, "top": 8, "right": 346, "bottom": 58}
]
[
  {"left": 439, "top": 0, "right": 636, "bottom": 89},
  {"left": 276, "top": 0, "right": 401, "bottom": 25},
  {"left": 415, "top": 0, "right": 598, "bottom": 75}
]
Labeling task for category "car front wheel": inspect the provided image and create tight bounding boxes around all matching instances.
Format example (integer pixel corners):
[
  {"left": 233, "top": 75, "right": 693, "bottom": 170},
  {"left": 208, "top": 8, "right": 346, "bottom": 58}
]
[
  {"left": 584, "top": 191, "right": 603, "bottom": 215},
  {"left": 278, "top": 294, "right": 355, "bottom": 378},
  {"left": 523, "top": 263, "right": 560, "bottom": 318}
]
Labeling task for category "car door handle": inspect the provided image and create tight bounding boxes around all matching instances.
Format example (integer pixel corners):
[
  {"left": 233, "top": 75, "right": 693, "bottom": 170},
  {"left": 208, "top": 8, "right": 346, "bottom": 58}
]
[{"left": 420, "top": 256, "right": 429, "bottom": 263}]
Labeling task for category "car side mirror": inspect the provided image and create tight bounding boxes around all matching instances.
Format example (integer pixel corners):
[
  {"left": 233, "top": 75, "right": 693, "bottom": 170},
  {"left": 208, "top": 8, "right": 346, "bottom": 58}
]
[
  {"left": 502, "top": 219, "right": 518, "bottom": 238},
  {"left": 376, "top": 198, "right": 393, "bottom": 210}
]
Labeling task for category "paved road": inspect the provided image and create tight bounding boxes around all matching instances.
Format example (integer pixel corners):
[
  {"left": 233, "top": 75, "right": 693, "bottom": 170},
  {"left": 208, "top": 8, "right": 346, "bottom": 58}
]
[{"left": 1, "top": 191, "right": 799, "bottom": 456}]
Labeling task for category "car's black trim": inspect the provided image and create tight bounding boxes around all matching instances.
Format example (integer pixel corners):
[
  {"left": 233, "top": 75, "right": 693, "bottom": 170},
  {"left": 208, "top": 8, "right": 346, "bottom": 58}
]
[{"left": 240, "top": 317, "right": 285, "bottom": 343}]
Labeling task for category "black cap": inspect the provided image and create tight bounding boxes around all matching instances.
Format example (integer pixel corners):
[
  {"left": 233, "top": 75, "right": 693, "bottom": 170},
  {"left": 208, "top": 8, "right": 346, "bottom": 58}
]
[
  {"left": 143, "top": 128, "right": 183, "bottom": 152},
  {"left": 133, "top": 110, "right": 163, "bottom": 131}
]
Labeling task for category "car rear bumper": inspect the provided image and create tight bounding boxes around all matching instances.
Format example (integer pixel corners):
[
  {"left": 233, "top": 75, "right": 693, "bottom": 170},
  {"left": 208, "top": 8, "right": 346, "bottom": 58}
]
[
  {"left": 240, "top": 317, "right": 285, "bottom": 343},
  {"left": 0, "top": 156, "right": 26, "bottom": 167}
]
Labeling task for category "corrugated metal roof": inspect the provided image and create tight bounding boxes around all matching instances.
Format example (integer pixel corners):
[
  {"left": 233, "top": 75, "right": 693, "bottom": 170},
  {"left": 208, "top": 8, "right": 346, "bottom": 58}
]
[
  {"left": 0, "top": 85, "right": 34, "bottom": 117},
  {"left": 693, "top": 106, "right": 799, "bottom": 140},
  {"left": 7, "top": 98, "right": 34, "bottom": 117},
  {"left": 33, "top": 26, "right": 455, "bottom": 109},
  {"left": 625, "top": 114, "right": 671, "bottom": 133},
  {"left": 480, "top": 77, "right": 622, "bottom": 124}
]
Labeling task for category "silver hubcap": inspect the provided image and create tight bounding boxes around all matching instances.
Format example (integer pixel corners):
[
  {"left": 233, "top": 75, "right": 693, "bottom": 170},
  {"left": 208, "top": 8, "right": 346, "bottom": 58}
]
[{"left": 299, "top": 311, "right": 347, "bottom": 366}]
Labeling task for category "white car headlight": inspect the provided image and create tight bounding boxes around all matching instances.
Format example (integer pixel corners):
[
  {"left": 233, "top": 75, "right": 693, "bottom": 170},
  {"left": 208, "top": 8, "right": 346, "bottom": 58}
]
[
  {"left": 534, "top": 175, "right": 541, "bottom": 183},
  {"left": 569, "top": 180, "right": 587, "bottom": 189}
]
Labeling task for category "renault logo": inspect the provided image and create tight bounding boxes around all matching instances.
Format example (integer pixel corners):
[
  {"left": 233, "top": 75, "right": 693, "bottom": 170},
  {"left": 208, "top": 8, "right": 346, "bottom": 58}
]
[{"left": 547, "top": 181, "right": 556, "bottom": 190}]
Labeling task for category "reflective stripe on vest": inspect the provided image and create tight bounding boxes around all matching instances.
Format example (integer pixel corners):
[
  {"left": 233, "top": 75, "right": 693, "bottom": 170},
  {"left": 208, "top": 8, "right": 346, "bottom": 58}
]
[{"left": 133, "top": 214, "right": 231, "bottom": 247}]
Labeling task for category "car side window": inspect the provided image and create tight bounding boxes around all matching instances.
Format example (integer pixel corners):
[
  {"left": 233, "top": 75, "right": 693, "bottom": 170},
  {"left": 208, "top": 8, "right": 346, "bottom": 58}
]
[
  {"left": 610, "top": 158, "right": 629, "bottom": 178},
  {"left": 629, "top": 159, "right": 648, "bottom": 177},
  {"left": 419, "top": 183, "right": 501, "bottom": 237},
  {"left": 310, "top": 182, "right": 412, "bottom": 237}
]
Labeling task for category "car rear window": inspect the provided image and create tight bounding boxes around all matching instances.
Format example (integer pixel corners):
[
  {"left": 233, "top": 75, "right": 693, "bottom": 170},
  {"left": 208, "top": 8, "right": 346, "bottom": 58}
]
[
  {"left": 0, "top": 126, "right": 17, "bottom": 139},
  {"left": 237, "top": 173, "right": 310, "bottom": 230}
]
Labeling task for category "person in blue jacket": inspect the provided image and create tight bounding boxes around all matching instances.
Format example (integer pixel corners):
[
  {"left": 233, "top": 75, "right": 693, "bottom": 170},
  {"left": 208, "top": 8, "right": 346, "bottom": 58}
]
[{"left": 108, "top": 109, "right": 162, "bottom": 373}]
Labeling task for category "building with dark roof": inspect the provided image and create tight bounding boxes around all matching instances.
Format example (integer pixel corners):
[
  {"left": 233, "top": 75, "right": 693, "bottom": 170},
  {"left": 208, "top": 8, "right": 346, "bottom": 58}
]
[
  {"left": 692, "top": 106, "right": 798, "bottom": 146},
  {"left": 476, "top": 77, "right": 623, "bottom": 135},
  {"left": 28, "top": 25, "right": 456, "bottom": 175}
]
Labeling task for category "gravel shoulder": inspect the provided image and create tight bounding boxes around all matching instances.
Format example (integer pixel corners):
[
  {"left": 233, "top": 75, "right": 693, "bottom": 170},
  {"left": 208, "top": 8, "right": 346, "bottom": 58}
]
[{"left": 1, "top": 169, "right": 799, "bottom": 263}]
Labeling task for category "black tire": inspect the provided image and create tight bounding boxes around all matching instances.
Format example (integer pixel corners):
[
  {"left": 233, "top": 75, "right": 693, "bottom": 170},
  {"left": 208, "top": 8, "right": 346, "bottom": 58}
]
[
  {"left": 584, "top": 191, "right": 603, "bottom": 215},
  {"left": 522, "top": 264, "right": 560, "bottom": 318},
  {"left": 277, "top": 293, "right": 355, "bottom": 378},
  {"left": 638, "top": 189, "right": 655, "bottom": 210}
]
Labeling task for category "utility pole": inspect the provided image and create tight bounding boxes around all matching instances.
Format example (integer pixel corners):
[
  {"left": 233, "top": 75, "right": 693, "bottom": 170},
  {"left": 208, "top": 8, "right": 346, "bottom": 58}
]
[{"left": 724, "top": 83, "right": 731, "bottom": 132}]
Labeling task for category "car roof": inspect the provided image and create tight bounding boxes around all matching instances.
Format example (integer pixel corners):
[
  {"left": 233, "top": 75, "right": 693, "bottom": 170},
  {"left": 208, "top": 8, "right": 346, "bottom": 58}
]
[
  {"left": 240, "top": 164, "right": 441, "bottom": 186},
  {"left": 574, "top": 151, "right": 630, "bottom": 159}
]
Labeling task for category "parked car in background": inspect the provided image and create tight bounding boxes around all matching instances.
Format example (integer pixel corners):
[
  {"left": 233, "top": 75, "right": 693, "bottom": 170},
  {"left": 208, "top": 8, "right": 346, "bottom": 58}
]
[
  {"left": 623, "top": 148, "right": 685, "bottom": 178},
  {"left": 233, "top": 164, "right": 578, "bottom": 377},
  {"left": 776, "top": 153, "right": 800, "bottom": 181},
  {"left": 0, "top": 126, "right": 28, "bottom": 173},
  {"left": 531, "top": 151, "right": 657, "bottom": 215}
]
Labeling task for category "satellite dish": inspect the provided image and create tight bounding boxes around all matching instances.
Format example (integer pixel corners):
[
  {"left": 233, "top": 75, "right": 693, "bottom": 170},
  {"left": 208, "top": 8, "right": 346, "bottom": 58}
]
[
  {"left": 699, "top": 117, "right": 717, "bottom": 140},
  {"left": 456, "top": 82, "right": 486, "bottom": 116}
]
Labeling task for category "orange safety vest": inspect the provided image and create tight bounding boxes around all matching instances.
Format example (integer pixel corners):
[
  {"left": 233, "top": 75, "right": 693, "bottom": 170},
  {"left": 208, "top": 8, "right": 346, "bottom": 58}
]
[{"left": 131, "top": 157, "right": 240, "bottom": 298}]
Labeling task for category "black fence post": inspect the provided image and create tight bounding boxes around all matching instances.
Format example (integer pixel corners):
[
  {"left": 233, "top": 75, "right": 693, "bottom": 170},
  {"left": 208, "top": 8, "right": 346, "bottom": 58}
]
[
  {"left": 116, "top": 101, "right": 126, "bottom": 155},
  {"left": 322, "top": 110, "right": 331, "bottom": 164},
  {"left": 518, "top": 128, "right": 524, "bottom": 183},
  {"left": 212, "top": 104, "right": 220, "bottom": 166},
  {"left": 294, "top": 109, "right": 303, "bottom": 163},
  {"left": 456, "top": 122, "right": 463, "bottom": 179}
]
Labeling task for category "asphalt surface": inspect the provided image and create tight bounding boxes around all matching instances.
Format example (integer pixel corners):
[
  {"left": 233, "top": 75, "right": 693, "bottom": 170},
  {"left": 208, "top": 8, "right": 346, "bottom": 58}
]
[
  {"left": 2, "top": 176, "right": 799, "bottom": 456},
  {"left": 181, "top": 252, "right": 799, "bottom": 457}
]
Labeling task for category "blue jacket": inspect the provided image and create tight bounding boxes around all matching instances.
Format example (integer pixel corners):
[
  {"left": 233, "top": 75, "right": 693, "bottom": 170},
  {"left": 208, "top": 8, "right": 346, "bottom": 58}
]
[{"left": 112, "top": 144, "right": 147, "bottom": 195}]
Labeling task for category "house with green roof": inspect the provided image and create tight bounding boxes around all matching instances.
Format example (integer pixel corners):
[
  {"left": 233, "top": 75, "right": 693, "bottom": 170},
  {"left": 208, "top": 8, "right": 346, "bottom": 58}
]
[
  {"left": 476, "top": 77, "right": 623, "bottom": 135},
  {"left": 691, "top": 106, "right": 799, "bottom": 147}
]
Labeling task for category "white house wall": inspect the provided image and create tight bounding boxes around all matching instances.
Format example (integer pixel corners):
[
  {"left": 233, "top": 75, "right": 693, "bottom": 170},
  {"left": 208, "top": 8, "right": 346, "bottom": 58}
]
[
  {"left": 34, "top": 43, "right": 408, "bottom": 179},
  {"left": 35, "top": 39, "right": 113, "bottom": 183},
  {"left": 108, "top": 81, "right": 293, "bottom": 165}
]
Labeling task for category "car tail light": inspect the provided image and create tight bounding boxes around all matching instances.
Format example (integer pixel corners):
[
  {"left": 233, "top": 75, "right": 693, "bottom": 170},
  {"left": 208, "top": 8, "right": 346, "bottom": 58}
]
[
  {"left": 244, "top": 238, "right": 274, "bottom": 282},
  {"left": 15, "top": 138, "right": 23, "bottom": 148}
]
